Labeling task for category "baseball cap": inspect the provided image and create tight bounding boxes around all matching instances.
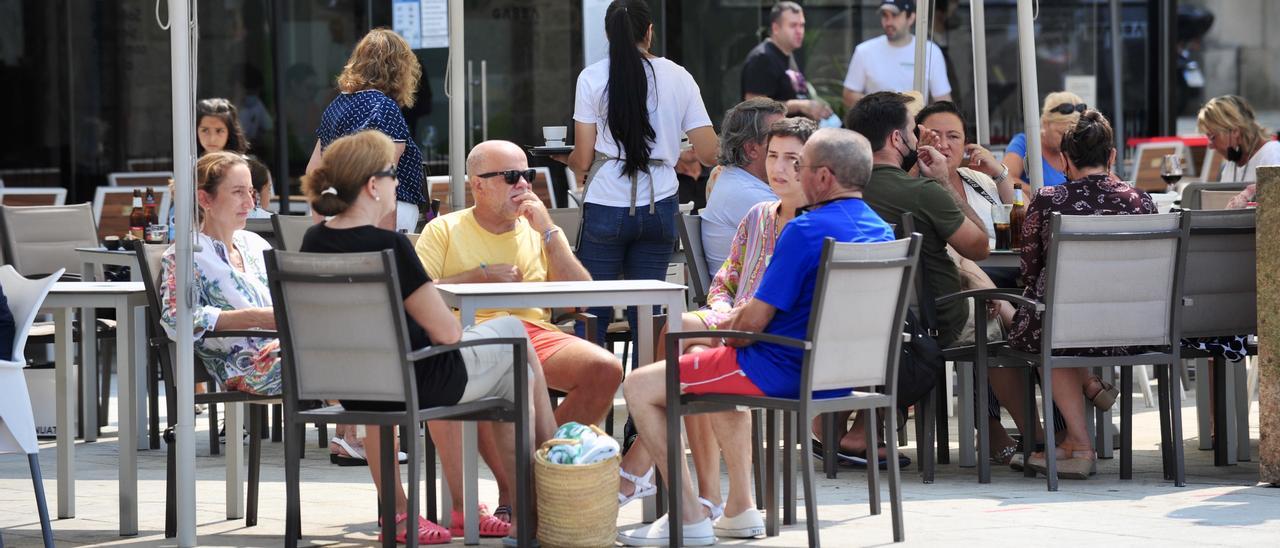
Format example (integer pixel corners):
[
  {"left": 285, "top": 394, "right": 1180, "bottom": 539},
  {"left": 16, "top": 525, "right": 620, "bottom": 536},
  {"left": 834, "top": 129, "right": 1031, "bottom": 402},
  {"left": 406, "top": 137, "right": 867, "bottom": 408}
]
[{"left": 880, "top": 0, "right": 915, "bottom": 14}]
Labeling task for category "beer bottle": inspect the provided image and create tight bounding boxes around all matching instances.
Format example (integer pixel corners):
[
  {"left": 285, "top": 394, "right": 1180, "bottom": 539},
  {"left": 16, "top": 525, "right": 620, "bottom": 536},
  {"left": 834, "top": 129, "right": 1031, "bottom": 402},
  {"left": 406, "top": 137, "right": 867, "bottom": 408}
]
[
  {"left": 1010, "top": 182, "right": 1027, "bottom": 250},
  {"left": 128, "top": 189, "right": 146, "bottom": 240}
]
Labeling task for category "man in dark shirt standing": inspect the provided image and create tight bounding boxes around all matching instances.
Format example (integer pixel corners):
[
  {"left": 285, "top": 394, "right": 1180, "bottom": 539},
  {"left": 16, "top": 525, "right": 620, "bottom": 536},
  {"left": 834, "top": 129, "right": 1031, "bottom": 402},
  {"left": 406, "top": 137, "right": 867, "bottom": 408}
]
[{"left": 741, "top": 1, "right": 833, "bottom": 121}]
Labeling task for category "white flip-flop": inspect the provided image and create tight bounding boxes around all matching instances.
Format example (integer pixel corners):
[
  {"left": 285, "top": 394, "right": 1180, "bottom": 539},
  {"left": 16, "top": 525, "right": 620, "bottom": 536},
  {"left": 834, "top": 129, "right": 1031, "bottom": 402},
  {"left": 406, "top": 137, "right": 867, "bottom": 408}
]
[{"left": 329, "top": 437, "right": 408, "bottom": 466}]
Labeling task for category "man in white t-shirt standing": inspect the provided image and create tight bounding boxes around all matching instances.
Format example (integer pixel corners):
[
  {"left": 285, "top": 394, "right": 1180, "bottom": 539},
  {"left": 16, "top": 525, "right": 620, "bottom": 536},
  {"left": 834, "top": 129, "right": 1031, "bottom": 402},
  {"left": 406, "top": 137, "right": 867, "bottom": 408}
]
[{"left": 841, "top": 0, "right": 952, "bottom": 110}]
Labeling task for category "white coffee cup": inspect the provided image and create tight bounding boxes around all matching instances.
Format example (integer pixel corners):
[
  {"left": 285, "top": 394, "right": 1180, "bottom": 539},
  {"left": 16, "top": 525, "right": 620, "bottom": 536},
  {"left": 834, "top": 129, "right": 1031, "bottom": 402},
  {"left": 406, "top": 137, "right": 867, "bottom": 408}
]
[{"left": 543, "top": 125, "right": 567, "bottom": 147}]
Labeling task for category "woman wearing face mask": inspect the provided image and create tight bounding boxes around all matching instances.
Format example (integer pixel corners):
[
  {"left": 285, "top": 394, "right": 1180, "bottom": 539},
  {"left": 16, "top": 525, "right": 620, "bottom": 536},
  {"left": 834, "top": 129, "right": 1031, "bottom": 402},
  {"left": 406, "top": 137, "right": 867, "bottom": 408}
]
[
  {"left": 1196, "top": 95, "right": 1280, "bottom": 208},
  {"left": 1000, "top": 91, "right": 1085, "bottom": 201}
]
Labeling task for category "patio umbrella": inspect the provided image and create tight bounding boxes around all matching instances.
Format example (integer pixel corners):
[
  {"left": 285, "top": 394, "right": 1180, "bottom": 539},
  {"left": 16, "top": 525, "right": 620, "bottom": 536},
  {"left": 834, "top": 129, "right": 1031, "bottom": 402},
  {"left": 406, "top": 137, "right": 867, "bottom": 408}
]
[{"left": 169, "top": 0, "right": 197, "bottom": 545}]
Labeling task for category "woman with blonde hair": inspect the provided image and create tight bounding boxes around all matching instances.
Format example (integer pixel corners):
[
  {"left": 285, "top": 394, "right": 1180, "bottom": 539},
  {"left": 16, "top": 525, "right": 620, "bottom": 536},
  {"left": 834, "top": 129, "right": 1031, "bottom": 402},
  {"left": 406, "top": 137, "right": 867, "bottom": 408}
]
[
  {"left": 300, "top": 130, "right": 556, "bottom": 544},
  {"left": 1197, "top": 94, "right": 1280, "bottom": 207},
  {"left": 307, "top": 28, "right": 425, "bottom": 233},
  {"left": 999, "top": 91, "right": 1087, "bottom": 201}
]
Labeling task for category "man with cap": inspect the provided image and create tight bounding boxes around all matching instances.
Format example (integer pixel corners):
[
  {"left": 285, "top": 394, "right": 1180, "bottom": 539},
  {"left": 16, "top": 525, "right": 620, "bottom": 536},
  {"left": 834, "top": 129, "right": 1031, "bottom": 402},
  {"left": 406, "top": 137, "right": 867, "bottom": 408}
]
[{"left": 841, "top": 0, "right": 953, "bottom": 110}]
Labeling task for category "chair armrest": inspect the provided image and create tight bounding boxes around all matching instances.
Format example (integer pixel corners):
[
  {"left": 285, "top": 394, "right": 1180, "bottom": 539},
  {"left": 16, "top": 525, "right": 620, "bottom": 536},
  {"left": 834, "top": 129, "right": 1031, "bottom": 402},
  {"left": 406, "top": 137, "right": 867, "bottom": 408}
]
[
  {"left": 406, "top": 336, "right": 527, "bottom": 362},
  {"left": 666, "top": 329, "right": 811, "bottom": 350},
  {"left": 205, "top": 330, "right": 279, "bottom": 339},
  {"left": 935, "top": 288, "right": 1044, "bottom": 312}
]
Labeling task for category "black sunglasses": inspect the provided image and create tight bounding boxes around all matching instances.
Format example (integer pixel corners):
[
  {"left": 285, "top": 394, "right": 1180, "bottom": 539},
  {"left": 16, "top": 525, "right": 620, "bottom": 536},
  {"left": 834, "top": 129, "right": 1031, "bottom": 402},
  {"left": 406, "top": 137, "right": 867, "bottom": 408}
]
[
  {"left": 478, "top": 169, "right": 536, "bottom": 185},
  {"left": 1050, "top": 103, "right": 1087, "bottom": 115},
  {"left": 371, "top": 165, "right": 397, "bottom": 180}
]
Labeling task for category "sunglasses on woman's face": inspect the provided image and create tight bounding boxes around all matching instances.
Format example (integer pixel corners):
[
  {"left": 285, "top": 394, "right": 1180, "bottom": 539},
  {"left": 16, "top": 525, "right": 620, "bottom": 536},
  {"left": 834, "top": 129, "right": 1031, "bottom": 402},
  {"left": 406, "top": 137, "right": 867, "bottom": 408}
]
[
  {"left": 478, "top": 169, "right": 536, "bottom": 185},
  {"left": 371, "top": 165, "right": 397, "bottom": 180},
  {"left": 1050, "top": 103, "right": 1087, "bottom": 116}
]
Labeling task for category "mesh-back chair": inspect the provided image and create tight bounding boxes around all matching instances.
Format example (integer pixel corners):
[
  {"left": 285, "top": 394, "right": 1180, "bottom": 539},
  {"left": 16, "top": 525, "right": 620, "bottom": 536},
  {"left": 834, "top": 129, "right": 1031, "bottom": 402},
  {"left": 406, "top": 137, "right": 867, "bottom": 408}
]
[
  {"left": 127, "top": 240, "right": 278, "bottom": 537},
  {"left": 0, "top": 266, "right": 63, "bottom": 548},
  {"left": 992, "top": 212, "right": 1192, "bottom": 491},
  {"left": 0, "top": 204, "right": 97, "bottom": 278},
  {"left": 1180, "top": 182, "right": 1250, "bottom": 210},
  {"left": 665, "top": 236, "right": 920, "bottom": 546},
  {"left": 676, "top": 213, "right": 712, "bottom": 306},
  {"left": 270, "top": 213, "right": 314, "bottom": 251},
  {"left": 243, "top": 218, "right": 277, "bottom": 247},
  {"left": 1179, "top": 209, "right": 1256, "bottom": 465},
  {"left": 265, "top": 249, "right": 532, "bottom": 548}
]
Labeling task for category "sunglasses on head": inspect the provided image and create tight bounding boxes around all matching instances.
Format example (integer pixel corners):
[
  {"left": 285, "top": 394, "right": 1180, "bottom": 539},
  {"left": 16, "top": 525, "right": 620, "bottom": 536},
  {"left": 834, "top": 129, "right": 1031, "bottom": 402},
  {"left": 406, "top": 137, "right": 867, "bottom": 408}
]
[
  {"left": 478, "top": 169, "right": 536, "bottom": 185},
  {"left": 1050, "top": 103, "right": 1087, "bottom": 116},
  {"left": 371, "top": 165, "right": 397, "bottom": 180}
]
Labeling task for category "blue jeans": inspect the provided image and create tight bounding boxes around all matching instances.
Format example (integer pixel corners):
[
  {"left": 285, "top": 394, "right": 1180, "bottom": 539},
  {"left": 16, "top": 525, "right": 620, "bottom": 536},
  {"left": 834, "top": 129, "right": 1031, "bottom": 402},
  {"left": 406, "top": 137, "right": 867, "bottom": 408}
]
[{"left": 574, "top": 195, "right": 679, "bottom": 366}]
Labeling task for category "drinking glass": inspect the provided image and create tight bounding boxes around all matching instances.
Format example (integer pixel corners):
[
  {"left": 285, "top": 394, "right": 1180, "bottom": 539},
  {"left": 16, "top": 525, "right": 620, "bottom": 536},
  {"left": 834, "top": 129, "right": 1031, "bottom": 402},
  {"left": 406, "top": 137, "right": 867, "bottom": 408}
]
[{"left": 1160, "top": 153, "right": 1183, "bottom": 191}]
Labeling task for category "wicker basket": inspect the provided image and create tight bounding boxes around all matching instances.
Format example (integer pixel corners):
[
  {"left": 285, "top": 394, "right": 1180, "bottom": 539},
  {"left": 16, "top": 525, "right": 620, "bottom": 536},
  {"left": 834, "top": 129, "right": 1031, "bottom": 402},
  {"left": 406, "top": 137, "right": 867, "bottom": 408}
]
[{"left": 533, "top": 435, "right": 621, "bottom": 547}]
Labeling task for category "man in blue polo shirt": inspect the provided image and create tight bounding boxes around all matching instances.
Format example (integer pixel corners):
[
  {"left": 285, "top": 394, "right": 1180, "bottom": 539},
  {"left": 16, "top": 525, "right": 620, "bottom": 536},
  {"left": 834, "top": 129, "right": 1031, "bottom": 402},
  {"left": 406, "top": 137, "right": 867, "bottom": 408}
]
[{"left": 618, "top": 128, "right": 893, "bottom": 546}]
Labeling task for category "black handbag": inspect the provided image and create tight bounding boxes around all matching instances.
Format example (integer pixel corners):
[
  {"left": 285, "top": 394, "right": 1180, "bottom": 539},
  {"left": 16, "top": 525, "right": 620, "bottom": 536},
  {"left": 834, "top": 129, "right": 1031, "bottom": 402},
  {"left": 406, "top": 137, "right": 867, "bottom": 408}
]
[{"left": 897, "top": 309, "right": 944, "bottom": 413}]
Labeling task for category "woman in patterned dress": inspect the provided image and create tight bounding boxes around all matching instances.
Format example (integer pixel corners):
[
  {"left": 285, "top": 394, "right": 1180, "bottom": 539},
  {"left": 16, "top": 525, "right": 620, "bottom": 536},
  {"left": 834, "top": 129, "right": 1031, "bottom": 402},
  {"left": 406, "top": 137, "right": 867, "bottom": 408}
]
[
  {"left": 160, "top": 152, "right": 280, "bottom": 395},
  {"left": 616, "top": 118, "right": 814, "bottom": 535},
  {"left": 1009, "top": 110, "right": 1157, "bottom": 479}
]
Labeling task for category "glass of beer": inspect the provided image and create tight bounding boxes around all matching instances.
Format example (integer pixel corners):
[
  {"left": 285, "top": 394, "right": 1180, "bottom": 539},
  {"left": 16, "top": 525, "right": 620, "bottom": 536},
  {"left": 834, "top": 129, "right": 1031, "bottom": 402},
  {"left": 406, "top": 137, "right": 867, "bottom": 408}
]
[{"left": 992, "top": 203, "right": 1013, "bottom": 250}]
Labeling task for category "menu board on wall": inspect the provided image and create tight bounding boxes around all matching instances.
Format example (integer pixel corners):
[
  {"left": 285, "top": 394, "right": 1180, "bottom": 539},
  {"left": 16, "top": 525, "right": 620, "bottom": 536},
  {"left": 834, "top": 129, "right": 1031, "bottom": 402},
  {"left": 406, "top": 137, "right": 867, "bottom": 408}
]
[{"left": 393, "top": 0, "right": 448, "bottom": 49}]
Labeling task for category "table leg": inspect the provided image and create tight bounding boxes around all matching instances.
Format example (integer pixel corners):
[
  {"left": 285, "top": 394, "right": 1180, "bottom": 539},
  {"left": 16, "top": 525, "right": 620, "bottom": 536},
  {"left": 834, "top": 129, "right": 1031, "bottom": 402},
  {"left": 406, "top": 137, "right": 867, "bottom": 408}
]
[
  {"left": 55, "top": 308, "right": 76, "bottom": 519},
  {"left": 637, "top": 298, "right": 671, "bottom": 525},
  {"left": 80, "top": 260, "right": 97, "bottom": 442},
  {"left": 117, "top": 303, "right": 139, "bottom": 535},
  {"left": 226, "top": 402, "right": 246, "bottom": 520},
  {"left": 463, "top": 421, "right": 479, "bottom": 545},
  {"left": 80, "top": 305, "right": 98, "bottom": 442},
  {"left": 455, "top": 307, "right": 478, "bottom": 543}
]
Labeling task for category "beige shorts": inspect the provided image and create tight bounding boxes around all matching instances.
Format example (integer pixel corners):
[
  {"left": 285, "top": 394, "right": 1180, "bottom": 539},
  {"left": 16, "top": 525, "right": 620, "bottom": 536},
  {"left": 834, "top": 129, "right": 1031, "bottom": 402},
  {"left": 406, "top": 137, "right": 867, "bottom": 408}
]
[{"left": 456, "top": 316, "right": 530, "bottom": 404}]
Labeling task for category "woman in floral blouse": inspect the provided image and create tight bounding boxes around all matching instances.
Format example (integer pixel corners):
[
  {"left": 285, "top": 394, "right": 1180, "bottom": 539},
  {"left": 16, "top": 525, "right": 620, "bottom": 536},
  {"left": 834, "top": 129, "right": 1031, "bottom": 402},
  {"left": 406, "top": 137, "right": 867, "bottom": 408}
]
[
  {"left": 1008, "top": 110, "right": 1156, "bottom": 479},
  {"left": 616, "top": 118, "right": 814, "bottom": 529},
  {"left": 161, "top": 152, "right": 279, "bottom": 395}
]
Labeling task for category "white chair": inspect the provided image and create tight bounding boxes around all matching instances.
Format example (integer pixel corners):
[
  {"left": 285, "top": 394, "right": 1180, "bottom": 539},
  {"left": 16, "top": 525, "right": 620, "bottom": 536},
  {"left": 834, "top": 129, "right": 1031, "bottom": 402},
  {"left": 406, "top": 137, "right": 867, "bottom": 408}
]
[
  {"left": 0, "top": 265, "right": 64, "bottom": 548},
  {"left": 92, "top": 186, "right": 172, "bottom": 241},
  {"left": 107, "top": 171, "right": 173, "bottom": 187},
  {"left": 0, "top": 187, "right": 68, "bottom": 206}
]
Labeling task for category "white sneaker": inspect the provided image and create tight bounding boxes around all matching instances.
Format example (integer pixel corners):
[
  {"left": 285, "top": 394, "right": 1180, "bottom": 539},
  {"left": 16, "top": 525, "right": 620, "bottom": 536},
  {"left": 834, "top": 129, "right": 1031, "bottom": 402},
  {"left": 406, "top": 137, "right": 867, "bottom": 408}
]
[
  {"left": 713, "top": 508, "right": 765, "bottom": 538},
  {"left": 617, "top": 515, "right": 716, "bottom": 546}
]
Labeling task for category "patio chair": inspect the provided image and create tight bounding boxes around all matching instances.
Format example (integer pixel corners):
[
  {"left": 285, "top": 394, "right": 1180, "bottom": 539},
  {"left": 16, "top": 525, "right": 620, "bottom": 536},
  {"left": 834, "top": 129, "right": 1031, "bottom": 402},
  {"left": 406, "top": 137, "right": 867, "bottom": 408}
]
[
  {"left": 1179, "top": 182, "right": 1250, "bottom": 210},
  {"left": 664, "top": 235, "right": 920, "bottom": 546},
  {"left": 265, "top": 249, "right": 532, "bottom": 548},
  {"left": 0, "top": 203, "right": 120, "bottom": 435},
  {"left": 270, "top": 213, "right": 315, "bottom": 251},
  {"left": 127, "top": 241, "right": 277, "bottom": 537},
  {"left": 1178, "top": 209, "right": 1256, "bottom": 466},
  {"left": 0, "top": 266, "right": 63, "bottom": 548},
  {"left": 676, "top": 213, "right": 712, "bottom": 306},
  {"left": 989, "top": 212, "right": 1192, "bottom": 491}
]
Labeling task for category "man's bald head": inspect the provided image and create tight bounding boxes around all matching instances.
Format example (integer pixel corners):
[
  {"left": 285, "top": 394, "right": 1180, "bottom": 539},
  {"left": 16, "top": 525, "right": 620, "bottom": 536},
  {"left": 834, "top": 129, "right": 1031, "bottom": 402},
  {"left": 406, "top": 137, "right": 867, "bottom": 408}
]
[
  {"left": 806, "top": 128, "right": 872, "bottom": 190},
  {"left": 466, "top": 140, "right": 526, "bottom": 177},
  {"left": 466, "top": 140, "right": 533, "bottom": 219}
]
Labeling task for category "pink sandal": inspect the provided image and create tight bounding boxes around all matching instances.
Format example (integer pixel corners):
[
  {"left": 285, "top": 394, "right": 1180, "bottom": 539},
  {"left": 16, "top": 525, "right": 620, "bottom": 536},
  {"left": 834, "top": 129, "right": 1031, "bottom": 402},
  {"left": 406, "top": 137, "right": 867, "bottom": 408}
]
[
  {"left": 449, "top": 504, "right": 512, "bottom": 538},
  {"left": 378, "top": 512, "right": 452, "bottom": 545}
]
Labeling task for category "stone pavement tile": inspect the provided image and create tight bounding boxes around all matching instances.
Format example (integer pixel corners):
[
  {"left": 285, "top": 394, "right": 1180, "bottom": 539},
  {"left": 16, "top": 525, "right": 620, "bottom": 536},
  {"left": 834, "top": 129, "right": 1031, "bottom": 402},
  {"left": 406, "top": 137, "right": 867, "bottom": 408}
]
[{"left": 3, "top": 386, "right": 1279, "bottom": 546}]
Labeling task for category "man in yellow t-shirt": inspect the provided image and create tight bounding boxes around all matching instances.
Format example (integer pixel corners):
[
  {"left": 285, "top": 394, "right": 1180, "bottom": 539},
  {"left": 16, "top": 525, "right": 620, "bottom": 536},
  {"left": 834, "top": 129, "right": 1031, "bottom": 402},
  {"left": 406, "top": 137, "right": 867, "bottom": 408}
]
[{"left": 416, "top": 140, "right": 623, "bottom": 427}]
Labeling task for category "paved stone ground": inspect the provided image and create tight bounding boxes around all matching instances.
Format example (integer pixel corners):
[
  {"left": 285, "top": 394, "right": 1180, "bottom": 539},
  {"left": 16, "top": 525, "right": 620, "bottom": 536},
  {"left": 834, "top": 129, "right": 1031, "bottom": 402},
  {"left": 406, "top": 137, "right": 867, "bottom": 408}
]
[{"left": 1, "top": 377, "right": 1274, "bottom": 547}]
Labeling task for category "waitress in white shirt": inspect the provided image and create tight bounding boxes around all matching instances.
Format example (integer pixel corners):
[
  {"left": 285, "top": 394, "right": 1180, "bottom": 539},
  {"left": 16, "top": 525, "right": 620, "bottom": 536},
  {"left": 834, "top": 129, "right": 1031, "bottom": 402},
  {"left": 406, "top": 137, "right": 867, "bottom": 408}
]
[
  {"left": 560, "top": 0, "right": 717, "bottom": 350},
  {"left": 1196, "top": 94, "right": 1280, "bottom": 207}
]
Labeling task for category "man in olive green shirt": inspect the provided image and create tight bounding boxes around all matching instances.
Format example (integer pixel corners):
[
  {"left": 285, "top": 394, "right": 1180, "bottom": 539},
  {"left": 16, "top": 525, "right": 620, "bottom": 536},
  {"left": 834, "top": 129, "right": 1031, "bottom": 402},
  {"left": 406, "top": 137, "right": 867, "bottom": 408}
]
[{"left": 846, "top": 91, "right": 990, "bottom": 346}]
